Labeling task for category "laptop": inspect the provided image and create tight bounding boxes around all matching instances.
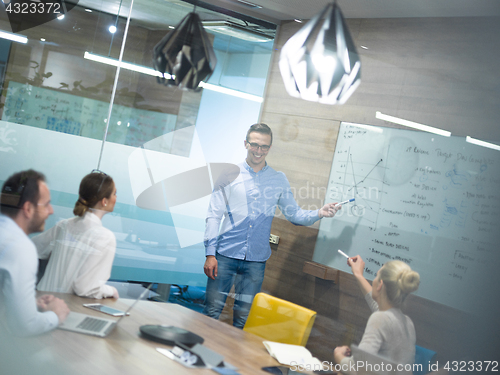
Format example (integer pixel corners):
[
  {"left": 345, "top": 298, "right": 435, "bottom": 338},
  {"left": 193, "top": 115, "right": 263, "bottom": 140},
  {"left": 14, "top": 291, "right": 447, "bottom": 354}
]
[
  {"left": 350, "top": 344, "right": 398, "bottom": 375},
  {"left": 58, "top": 283, "right": 152, "bottom": 337}
]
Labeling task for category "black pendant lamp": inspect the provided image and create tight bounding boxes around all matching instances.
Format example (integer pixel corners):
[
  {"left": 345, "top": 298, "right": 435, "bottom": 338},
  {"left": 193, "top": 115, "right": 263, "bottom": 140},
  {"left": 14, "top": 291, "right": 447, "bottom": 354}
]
[{"left": 153, "top": 12, "right": 217, "bottom": 91}]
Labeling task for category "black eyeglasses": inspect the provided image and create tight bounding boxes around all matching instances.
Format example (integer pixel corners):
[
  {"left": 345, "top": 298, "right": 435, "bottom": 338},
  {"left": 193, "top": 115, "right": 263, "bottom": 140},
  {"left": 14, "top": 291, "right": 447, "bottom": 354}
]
[
  {"left": 91, "top": 169, "right": 109, "bottom": 192},
  {"left": 246, "top": 142, "right": 271, "bottom": 152}
]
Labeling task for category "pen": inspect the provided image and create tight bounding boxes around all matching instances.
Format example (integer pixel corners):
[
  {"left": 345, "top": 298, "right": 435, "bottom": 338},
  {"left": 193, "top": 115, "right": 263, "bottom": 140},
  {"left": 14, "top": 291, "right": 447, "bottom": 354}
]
[
  {"left": 336, "top": 198, "right": 355, "bottom": 206},
  {"left": 338, "top": 249, "right": 350, "bottom": 259}
]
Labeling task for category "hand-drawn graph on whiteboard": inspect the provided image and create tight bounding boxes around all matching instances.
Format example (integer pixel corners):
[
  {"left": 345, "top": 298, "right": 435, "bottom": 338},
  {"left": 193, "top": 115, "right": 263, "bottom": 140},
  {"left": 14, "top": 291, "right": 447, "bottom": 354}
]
[
  {"left": 328, "top": 124, "right": 422, "bottom": 229},
  {"left": 314, "top": 122, "right": 500, "bottom": 314},
  {"left": 331, "top": 149, "right": 385, "bottom": 227}
]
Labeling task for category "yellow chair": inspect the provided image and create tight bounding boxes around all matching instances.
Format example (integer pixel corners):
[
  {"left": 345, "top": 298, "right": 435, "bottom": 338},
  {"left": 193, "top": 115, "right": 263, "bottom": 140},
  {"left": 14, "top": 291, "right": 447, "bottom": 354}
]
[{"left": 243, "top": 292, "right": 317, "bottom": 346}]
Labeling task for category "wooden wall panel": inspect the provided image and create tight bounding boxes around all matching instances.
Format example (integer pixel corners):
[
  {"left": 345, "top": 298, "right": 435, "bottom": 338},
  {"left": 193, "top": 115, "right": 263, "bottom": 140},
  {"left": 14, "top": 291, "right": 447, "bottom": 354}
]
[{"left": 257, "top": 16, "right": 500, "bottom": 365}]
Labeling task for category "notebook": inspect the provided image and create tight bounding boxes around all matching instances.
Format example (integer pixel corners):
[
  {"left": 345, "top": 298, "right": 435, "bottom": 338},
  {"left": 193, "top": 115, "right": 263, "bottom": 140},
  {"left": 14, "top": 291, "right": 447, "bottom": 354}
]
[{"left": 58, "top": 283, "right": 152, "bottom": 337}]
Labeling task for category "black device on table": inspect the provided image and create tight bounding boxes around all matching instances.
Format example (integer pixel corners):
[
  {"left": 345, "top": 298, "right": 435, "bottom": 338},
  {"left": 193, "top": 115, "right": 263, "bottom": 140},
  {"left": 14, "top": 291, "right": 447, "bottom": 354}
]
[
  {"left": 262, "top": 366, "right": 306, "bottom": 375},
  {"left": 262, "top": 366, "right": 336, "bottom": 375}
]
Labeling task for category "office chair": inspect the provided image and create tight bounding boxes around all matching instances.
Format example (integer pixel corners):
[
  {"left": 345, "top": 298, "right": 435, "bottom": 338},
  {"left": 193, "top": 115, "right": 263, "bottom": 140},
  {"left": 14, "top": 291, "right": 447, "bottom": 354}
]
[
  {"left": 243, "top": 292, "right": 317, "bottom": 346},
  {"left": 414, "top": 345, "right": 437, "bottom": 375}
]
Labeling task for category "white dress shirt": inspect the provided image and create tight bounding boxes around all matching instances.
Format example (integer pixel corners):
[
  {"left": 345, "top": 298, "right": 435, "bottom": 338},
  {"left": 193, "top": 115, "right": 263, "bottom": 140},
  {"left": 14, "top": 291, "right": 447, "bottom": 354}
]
[
  {"left": 0, "top": 215, "right": 58, "bottom": 337},
  {"left": 33, "top": 211, "right": 117, "bottom": 299}
]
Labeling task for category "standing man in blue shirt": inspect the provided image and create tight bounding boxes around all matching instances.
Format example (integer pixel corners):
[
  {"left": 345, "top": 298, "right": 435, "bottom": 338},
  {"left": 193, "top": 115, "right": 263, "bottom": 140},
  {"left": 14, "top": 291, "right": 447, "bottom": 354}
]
[{"left": 203, "top": 123, "right": 340, "bottom": 328}]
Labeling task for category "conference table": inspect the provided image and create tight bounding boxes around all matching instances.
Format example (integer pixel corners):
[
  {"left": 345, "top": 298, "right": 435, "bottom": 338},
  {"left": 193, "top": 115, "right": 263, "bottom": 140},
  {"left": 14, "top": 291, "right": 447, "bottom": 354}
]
[{"left": 2, "top": 292, "right": 286, "bottom": 375}]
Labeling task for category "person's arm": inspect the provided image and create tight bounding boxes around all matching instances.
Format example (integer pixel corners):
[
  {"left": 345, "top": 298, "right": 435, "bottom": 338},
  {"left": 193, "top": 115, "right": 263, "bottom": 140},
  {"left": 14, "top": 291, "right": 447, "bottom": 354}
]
[
  {"left": 31, "top": 224, "right": 58, "bottom": 260},
  {"left": 204, "top": 186, "right": 227, "bottom": 257},
  {"left": 333, "top": 313, "right": 387, "bottom": 375},
  {"left": 357, "top": 312, "right": 387, "bottom": 353},
  {"left": 277, "top": 173, "right": 340, "bottom": 226},
  {"left": 319, "top": 202, "right": 341, "bottom": 218},
  {"left": 203, "top": 182, "right": 230, "bottom": 279},
  {"left": 36, "top": 295, "right": 70, "bottom": 323},
  {"left": 203, "top": 255, "right": 218, "bottom": 280},
  {"left": 348, "top": 255, "right": 379, "bottom": 312},
  {"left": 72, "top": 231, "right": 118, "bottom": 299},
  {"left": 334, "top": 345, "right": 351, "bottom": 363},
  {"left": 348, "top": 255, "right": 372, "bottom": 296},
  {"left": 3, "top": 241, "right": 60, "bottom": 336},
  {"left": 333, "top": 346, "right": 356, "bottom": 375}
]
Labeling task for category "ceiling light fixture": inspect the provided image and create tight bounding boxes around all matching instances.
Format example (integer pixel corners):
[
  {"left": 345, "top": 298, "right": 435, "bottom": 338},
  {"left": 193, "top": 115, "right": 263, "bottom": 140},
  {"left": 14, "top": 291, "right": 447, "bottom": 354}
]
[
  {"left": 279, "top": 2, "right": 361, "bottom": 105},
  {"left": 109, "top": 25, "right": 117, "bottom": 33},
  {"left": 375, "top": 111, "right": 451, "bottom": 137},
  {"left": 0, "top": 30, "right": 27, "bottom": 44},
  {"left": 466, "top": 136, "right": 500, "bottom": 151},
  {"left": 199, "top": 82, "right": 263, "bottom": 102},
  {"left": 85, "top": 8, "right": 92, "bottom": 12},
  {"left": 202, "top": 21, "right": 273, "bottom": 43},
  {"left": 232, "top": 0, "right": 262, "bottom": 9},
  {"left": 84, "top": 52, "right": 261, "bottom": 102},
  {"left": 153, "top": 12, "right": 217, "bottom": 90},
  {"left": 84, "top": 51, "right": 165, "bottom": 77}
]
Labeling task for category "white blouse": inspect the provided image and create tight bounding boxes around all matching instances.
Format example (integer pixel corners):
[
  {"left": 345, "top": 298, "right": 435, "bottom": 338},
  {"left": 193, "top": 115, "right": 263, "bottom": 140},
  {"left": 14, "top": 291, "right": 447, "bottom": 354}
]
[{"left": 33, "top": 212, "right": 117, "bottom": 299}]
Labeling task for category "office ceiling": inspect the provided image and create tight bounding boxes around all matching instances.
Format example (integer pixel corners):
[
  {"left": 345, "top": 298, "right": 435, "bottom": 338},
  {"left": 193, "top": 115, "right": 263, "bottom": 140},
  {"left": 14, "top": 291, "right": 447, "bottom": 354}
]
[
  {"left": 72, "top": 0, "right": 500, "bottom": 55},
  {"left": 197, "top": 0, "right": 500, "bottom": 23},
  {"left": 77, "top": 0, "right": 500, "bottom": 29}
]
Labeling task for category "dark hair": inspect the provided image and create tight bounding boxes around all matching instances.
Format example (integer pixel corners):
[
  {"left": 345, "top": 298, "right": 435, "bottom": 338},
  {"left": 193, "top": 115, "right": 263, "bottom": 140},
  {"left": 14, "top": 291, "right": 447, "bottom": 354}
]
[
  {"left": 73, "top": 172, "right": 114, "bottom": 217},
  {"left": 246, "top": 123, "right": 273, "bottom": 145},
  {"left": 1, "top": 169, "right": 46, "bottom": 219}
]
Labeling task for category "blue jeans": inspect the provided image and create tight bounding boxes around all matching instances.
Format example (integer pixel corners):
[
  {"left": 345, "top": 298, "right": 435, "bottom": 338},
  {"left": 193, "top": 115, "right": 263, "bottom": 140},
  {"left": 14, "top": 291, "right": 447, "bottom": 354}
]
[{"left": 204, "top": 253, "right": 266, "bottom": 329}]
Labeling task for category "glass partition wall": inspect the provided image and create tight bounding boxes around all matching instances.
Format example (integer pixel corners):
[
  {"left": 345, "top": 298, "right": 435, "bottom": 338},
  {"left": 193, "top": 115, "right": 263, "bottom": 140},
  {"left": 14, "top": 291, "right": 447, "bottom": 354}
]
[{"left": 0, "top": 0, "right": 276, "bottom": 286}]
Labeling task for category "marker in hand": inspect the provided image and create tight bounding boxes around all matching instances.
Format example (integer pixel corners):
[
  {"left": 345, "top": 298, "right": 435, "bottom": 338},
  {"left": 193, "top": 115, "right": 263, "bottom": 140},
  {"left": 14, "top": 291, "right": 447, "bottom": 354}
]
[
  {"left": 335, "top": 198, "right": 355, "bottom": 206},
  {"left": 338, "top": 249, "right": 350, "bottom": 259}
]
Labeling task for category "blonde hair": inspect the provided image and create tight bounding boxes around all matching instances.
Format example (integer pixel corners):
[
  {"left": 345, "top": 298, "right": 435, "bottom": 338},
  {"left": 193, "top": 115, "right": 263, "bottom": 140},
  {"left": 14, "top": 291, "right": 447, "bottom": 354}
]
[
  {"left": 379, "top": 260, "right": 420, "bottom": 307},
  {"left": 73, "top": 173, "right": 114, "bottom": 217}
]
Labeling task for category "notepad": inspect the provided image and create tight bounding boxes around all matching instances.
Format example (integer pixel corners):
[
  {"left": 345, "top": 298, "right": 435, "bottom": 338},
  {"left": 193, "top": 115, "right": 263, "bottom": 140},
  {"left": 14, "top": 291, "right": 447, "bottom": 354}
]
[{"left": 263, "top": 341, "right": 322, "bottom": 368}]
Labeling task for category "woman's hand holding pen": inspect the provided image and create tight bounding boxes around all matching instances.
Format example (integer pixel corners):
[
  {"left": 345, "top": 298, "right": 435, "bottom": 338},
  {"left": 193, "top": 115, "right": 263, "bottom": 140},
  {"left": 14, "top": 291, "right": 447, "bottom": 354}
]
[{"left": 348, "top": 255, "right": 365, "bottom": 279}]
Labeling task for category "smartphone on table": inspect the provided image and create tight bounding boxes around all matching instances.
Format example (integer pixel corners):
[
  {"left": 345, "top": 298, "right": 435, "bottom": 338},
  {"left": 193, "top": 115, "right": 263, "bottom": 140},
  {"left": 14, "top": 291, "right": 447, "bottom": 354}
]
[{"left": 83, "top": 303, "right": 129, "bottom": 316}]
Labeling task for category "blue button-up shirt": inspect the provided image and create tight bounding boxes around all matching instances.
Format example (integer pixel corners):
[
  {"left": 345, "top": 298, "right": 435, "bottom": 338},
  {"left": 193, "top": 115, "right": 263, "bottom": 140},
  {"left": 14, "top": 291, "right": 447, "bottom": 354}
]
[{"left": 204, "top": 161, "right": 321, "bottom": 261}]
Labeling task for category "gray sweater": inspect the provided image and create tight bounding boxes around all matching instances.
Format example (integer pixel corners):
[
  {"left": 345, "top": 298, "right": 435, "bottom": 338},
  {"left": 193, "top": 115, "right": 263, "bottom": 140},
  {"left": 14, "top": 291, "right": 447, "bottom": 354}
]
[{"left": 340, "top": 292, "right": 416, "bottom": 375}]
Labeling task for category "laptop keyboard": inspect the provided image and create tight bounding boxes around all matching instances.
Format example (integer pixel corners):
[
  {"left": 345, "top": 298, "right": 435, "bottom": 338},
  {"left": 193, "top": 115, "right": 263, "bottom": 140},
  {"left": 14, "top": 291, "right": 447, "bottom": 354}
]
[{"left": 76, "top": 317, "right": 108, "bottom": 332}]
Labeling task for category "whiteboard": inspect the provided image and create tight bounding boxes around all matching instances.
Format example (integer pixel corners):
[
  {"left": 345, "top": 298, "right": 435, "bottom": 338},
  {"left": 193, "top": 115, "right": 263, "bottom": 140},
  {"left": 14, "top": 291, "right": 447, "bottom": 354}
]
[{"left": 313, "top": 122, "right": 500, "bottom": 313}]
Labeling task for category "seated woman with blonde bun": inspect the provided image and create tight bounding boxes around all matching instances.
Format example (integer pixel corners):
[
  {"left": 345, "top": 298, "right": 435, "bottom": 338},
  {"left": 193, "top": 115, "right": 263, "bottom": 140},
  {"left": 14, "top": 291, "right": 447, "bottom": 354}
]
[
  {"left": 33, "top": 171, "right": 119, "bottom": 299},
  {"left": 334, "top": 256, "right": 420, "bottom": 374}
]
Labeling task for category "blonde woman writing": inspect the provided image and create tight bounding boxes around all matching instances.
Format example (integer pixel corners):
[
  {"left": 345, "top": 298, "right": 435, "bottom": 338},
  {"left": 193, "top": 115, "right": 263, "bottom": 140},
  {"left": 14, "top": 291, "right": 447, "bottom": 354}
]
[{"left": 334, "top": 256, "right": 420, "bottom": 374}]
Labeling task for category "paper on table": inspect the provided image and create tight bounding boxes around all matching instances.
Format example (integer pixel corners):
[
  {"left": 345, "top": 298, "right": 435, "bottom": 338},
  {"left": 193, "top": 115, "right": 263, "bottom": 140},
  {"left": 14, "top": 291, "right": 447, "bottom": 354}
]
[{"left": 263, "top": 341, "right": 322, "bottom": 367}]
